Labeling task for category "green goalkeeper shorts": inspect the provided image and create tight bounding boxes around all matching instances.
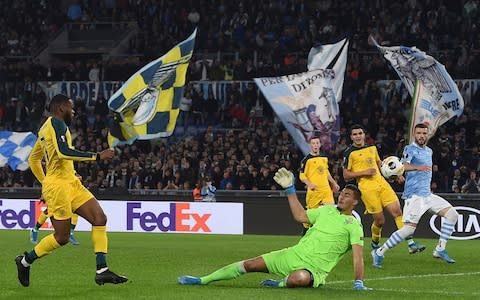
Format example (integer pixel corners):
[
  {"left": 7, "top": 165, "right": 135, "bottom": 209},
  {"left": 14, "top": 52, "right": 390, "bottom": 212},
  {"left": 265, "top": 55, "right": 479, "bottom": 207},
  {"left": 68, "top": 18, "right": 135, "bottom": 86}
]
[{"left": 262, "top": 247, "right": 327, "bottom": 288}]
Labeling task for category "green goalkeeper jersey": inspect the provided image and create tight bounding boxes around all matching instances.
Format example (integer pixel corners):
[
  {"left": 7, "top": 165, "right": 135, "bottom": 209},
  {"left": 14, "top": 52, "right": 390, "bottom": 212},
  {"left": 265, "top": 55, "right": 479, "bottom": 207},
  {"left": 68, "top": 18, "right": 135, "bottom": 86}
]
[{"left": 293, "top": 205, "right": 364, "bottom": 273}]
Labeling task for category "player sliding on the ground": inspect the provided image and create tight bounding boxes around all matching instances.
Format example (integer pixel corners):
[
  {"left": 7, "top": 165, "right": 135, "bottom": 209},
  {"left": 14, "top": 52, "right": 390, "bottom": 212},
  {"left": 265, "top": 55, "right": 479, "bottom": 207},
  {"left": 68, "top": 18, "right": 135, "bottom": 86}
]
[
  {"left": 178, "top": 167, "right": 372, "bottom": 290},
  {"left": 372, "top": 123, "right": 459, "bottom": 268}
]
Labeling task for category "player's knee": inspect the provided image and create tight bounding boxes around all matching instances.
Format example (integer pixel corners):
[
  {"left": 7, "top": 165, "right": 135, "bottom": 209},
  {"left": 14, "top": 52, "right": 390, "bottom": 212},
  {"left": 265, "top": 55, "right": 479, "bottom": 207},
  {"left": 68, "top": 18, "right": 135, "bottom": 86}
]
[
  {"left": 243, "top": 260, "right": 255, "bottom": 272},
  {"left": 287, "top": 270, "right": 312, "bottom": 287},
  {"left": 374, "top": 218, "right": 385, "bottom": 227},
  {"left": 397, "top": 224, "right": 416, "bottom": 238},
  {"left": 444, "top": 207, "right": 459, "bottom": 224},
  {"left": 54, "top": 232, "right": 70, "bottom": 245},
  {"left": 243, "top": 258, "right": 264, "bottom": 272},
  {"left": 391, "top": 209, "right": 402, "bottom": 218},
  {"left": 91, "top": 212, "right": 107, "bottom": 226}
]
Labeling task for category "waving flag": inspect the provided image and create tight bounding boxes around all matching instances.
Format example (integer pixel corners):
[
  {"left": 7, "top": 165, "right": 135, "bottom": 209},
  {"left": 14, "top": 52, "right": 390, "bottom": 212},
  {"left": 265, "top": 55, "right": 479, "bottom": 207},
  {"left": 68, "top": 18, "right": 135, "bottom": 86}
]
[
  {"left": 307, "top": 38, "right": 349, "bottom": 101},
  {"left": 0, "top": 131, "right": 36, "bottom": 171},
  {"left": 409, "top": 80, "right": 462, "bottom": 142},
  {"left": 370, "top": 37, "right": 464, "bottom": 142},
  {"left": 255, "top": 39, "right": 347, "bottom": 155},
  {"left": 255, "top": 69, "right": 341, "bottom": 155},
  {"left": 107, "top": 29, "right": 197, "bottom": 147}
]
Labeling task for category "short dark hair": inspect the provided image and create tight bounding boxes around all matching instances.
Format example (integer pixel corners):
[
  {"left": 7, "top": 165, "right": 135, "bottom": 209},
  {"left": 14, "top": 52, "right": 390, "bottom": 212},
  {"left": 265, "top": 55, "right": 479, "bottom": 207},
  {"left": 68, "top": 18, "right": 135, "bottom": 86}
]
[
  {"left": 350, "top": 124, "right": 365, "bottom": 134},
  {"left": 344, "top": 183, "right": 361, "bottom": 201},
  {"left": 49, "top": 94, "right": 70, "bottom": 113},
  {"left": 414, "top": 123, "right": 428, "bottom": 129}
]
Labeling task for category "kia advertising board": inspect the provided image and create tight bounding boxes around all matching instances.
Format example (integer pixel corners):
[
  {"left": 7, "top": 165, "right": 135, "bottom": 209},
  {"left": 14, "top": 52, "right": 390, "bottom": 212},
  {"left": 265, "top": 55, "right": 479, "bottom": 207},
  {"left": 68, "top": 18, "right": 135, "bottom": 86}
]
[
  {"left": 352, "top": 201, "right": 480, "bottom": 239},
  {"left": 429, "top": 206, "right": 480, "bottom": 240},
  {"left": 0, "top": 199, "right": 244, "bottom": 235}
]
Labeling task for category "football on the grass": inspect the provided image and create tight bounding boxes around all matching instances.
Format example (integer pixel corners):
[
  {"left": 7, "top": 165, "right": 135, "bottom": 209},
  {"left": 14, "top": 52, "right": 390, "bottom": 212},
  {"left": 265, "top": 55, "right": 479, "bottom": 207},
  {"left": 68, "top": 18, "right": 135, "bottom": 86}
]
[{"left": 380, "top": 156, "right": 404, "bottom": 179}]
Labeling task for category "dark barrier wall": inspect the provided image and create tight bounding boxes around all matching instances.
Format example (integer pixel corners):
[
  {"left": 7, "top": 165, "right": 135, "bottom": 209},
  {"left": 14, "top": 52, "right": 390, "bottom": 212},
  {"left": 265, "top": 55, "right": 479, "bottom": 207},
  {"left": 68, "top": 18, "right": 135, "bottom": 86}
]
[{"left": 1, "top": 189, "right": 479, "bottom": 239}]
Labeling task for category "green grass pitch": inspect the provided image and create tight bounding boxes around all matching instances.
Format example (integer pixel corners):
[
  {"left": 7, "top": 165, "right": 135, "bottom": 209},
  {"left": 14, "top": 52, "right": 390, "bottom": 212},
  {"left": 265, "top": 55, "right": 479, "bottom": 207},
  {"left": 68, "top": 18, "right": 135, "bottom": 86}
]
[{"left": 1, "top": 230, "right": 479, "bottom": 299}]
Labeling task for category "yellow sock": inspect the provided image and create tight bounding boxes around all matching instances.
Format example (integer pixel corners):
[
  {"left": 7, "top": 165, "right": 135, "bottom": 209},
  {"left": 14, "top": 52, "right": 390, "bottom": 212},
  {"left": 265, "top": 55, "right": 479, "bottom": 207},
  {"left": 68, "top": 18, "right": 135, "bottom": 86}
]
[
  {"left": 34, "top": 234, "right": 61, "bottom": 257},
  {"left": 394, "top": 216, "right": 404, "bottom": 229},
  {"left": 371, "top": 223, "right": 382, "bottom": 244},
  {"left": 37, "top": 211, "right": 48, "bottom": 226},
  {"left": 71, "top": 214, "right": 78, "bottom": 226},
  {"left": 92, "top": 225, "right": 108, "bottom": 253}
]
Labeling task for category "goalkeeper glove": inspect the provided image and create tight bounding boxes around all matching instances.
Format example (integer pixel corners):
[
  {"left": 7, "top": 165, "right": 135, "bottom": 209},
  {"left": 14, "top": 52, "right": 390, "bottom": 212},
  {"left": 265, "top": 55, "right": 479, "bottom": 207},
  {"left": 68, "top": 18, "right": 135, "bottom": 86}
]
[
  {"left": 273, "top": 168, "right": 296, "bottom": 195},
  {"left": 353, "top": 280, "right": 372, "bottom": 291}
]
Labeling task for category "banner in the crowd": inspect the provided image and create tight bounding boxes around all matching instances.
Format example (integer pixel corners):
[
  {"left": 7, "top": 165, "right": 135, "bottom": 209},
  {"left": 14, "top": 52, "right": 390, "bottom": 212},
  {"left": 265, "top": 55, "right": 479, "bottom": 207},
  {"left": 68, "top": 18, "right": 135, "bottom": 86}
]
[
  {"left": 254, "top": 70, "right": 341, "bottom": 155},
  {"left": 0, "top": 131, "right": 36, "bottom": 171},
  {"left": 38, "top": 81, "right": 123, "bottom": 107},
  {"left": 107, "top": 29, "right": 197, "bottom": 147},
  {"left": 0, "top": 199, "right": 244, "bottom": 234},
  {"left": 307, "top": 38, "right": 349, "bottom": 102},
  {"left": 371, "top": 37, "right": 464, "bottom": 142}
]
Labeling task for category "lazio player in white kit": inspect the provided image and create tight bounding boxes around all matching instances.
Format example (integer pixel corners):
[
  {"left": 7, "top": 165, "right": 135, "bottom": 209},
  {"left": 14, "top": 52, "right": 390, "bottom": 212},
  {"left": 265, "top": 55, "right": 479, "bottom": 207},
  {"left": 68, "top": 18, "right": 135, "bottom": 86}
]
[
  {"left": 178, "top": 168, "right": 372, "bottom": 291},
  {"left": 372, "top": 123, "right": 459, "bottom": 268}
]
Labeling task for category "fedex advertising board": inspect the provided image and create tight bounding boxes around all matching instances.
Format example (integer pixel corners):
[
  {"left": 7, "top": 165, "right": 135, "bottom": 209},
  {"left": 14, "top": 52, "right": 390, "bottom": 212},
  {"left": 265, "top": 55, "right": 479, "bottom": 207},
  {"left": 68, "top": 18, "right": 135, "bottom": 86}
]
[{"left": 0, "top": 199, "right": 243, "bottom": 235}]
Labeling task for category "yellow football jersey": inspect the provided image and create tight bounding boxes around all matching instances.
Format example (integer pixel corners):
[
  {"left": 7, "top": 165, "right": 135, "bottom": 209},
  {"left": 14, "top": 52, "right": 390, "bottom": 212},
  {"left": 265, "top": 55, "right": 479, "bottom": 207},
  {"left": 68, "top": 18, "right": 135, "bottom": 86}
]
[
  {"left": 299, "top": 153, "right": 331, "bottom": 191},
  {"left": 343, "top": 144, "right": 384, "bottom": 189},
  {"left": 29, "top": 116, "right": 98, "bottom": 183}
]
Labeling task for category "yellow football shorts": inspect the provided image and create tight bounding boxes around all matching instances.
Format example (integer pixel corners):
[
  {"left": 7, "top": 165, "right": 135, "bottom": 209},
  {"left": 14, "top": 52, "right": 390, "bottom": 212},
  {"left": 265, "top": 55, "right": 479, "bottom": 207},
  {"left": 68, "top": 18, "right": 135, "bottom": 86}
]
[
  {"left": 360, "top": 180, "right": 398, "bottom": 214},
  {"left": 42, "top": 177, "right": 94, "bottom": 220},
  {"left": 306, "top": 188, "right": 335, "bottom": 208}
]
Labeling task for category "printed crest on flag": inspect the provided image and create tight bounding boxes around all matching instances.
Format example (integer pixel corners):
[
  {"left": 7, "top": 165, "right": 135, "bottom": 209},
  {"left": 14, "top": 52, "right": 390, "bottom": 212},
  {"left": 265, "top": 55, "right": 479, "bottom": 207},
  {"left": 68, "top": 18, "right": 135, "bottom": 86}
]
[{"left": 107, "top": 29, "right": 197, "bottom": 147}]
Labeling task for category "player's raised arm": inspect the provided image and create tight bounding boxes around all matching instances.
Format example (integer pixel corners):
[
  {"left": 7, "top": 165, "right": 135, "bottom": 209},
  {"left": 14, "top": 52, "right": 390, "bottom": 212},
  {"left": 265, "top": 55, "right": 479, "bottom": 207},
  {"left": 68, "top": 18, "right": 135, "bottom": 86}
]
[
  {"left": 274, "top": 168, "right": 309, "bottom": 224},
  {"left": 28, "top": 138, "right": 46, "bottom": 184}
]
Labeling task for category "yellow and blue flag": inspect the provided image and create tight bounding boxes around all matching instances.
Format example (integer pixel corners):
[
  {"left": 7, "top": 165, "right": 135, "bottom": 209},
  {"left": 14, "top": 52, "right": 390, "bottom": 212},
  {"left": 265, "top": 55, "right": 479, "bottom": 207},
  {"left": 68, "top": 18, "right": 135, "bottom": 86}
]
[{"left": 107, "top": 29, "right": 196, "bottom": 147}]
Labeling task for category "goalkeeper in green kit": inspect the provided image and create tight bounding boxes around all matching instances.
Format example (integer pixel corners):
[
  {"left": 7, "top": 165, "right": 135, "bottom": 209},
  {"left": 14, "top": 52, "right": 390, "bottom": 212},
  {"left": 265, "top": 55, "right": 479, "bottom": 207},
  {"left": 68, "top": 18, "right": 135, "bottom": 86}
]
[{"left": 178, "top": 168, "right": 372, "bottom": 290}]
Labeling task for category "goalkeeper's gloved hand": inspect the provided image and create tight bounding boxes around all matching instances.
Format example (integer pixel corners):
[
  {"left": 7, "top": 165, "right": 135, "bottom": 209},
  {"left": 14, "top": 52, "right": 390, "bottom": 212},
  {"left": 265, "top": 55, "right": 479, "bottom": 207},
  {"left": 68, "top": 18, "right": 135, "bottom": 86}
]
[
  {"left": 353, "top": 280, "right": 372, "bottom": 291},
  {"left": 273, "top": 168, "right": 296, "bottom": 195}
]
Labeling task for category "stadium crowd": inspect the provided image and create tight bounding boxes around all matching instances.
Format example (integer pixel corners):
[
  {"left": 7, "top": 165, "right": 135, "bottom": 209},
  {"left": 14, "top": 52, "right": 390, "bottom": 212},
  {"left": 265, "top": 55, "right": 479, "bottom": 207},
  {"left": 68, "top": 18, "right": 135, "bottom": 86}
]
[
  {"left": 1, "top": 0, "right": 480, "bottom": 195},
  {"left": 3, "top": 0, "right": 480, "bottom": 83}
]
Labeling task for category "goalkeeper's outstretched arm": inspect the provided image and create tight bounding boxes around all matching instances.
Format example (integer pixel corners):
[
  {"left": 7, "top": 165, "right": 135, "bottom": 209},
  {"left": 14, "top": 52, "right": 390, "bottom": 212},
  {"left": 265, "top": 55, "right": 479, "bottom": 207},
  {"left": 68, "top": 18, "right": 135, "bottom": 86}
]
[
  {"left": 352, "top": 244, "right": 365, "bottom": 281},
  {"left": 286, "top": 193, "right": 309, "bottom": 224},
  {"left": 274, "top": 167, "right": 309, "bottom": 224}
]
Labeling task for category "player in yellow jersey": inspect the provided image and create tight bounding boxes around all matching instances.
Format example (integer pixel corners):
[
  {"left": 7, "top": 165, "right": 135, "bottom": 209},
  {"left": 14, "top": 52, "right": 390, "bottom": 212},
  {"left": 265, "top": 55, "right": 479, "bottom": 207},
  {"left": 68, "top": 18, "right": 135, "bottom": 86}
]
[
  {"left": 15, "top": 94, "right": 127, "bottom": 287},
  {"left": 299, "top": 136, "right": 340, "bottom": 235},
  {"left": 342, "top": 124, "right": 425, "bottom": 254}
]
